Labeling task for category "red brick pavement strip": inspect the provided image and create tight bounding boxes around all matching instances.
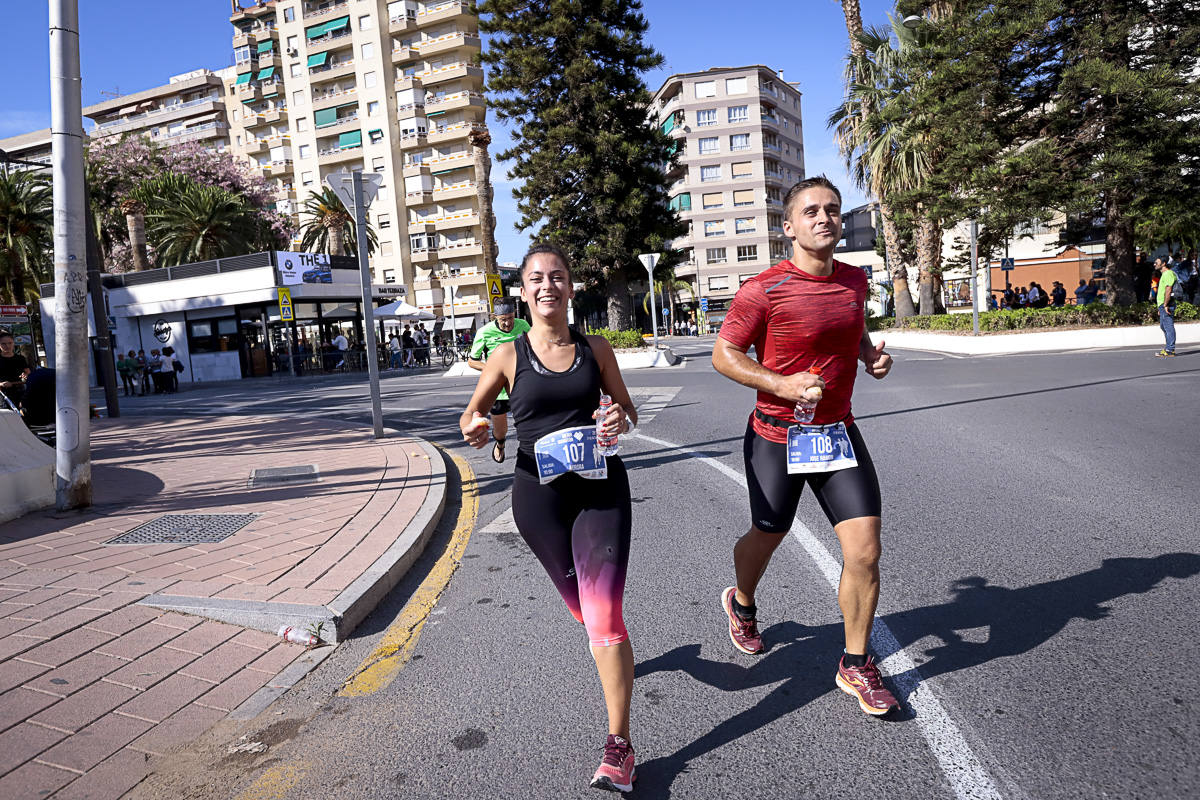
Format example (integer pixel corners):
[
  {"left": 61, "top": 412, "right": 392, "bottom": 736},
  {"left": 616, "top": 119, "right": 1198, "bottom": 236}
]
[{"left": 0, "top": 416, "right": 441, "bottom": 797}]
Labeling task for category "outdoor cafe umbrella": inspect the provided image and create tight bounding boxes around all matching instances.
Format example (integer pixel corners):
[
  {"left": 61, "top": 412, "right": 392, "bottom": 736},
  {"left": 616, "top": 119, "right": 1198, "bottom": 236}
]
[{"left": 374, "top": 299, "right": 435, "bottom": 320}]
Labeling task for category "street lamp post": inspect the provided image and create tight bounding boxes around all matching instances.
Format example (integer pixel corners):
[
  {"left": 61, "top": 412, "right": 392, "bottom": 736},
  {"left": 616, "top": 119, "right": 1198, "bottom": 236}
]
[
  {"left": 637, "top": 252, "right": 660, "bottom": 349},
  {"left": 969, "top": 219, "right": 981, "bottom": 335},
  {"left": 325, "top": 169, "right": 384, "bottom": 438}
]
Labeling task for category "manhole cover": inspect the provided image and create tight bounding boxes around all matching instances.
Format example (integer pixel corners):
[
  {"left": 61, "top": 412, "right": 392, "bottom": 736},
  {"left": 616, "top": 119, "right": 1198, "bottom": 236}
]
[
  {"left": 248, "top": 464, "right": 320, "bottom": 488},
  {"left": 106, "top": 514, "right": 260, "bottom": 545}
]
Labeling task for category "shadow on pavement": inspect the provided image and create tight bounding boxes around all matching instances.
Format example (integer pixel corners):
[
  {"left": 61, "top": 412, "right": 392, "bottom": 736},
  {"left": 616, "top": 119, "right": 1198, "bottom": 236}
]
[{"left": 634, "top": 552, "right": 1200, "bottom": 798}]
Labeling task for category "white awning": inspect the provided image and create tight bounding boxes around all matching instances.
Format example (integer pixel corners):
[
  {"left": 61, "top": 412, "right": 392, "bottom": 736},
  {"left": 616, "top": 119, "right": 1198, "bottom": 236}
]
[{"left": 443, "top": 316, "right": 475, "bottom": 330}]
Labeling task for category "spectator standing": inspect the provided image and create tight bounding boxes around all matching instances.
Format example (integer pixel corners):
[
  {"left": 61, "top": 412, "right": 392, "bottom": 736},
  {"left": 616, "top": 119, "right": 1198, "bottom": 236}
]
[
  {"left": 159, "top": 347, "right": 178, "bottom": 393},
  {"left": 1051, "top": 282, "right": 1066, "bottom": 307},
  {"left": 401, "top": 325, "right": 416, "bottom": 367},
  {"left": 136, "top": 350, "right": 150, "bottom": 395},
  {"left": 987, "top": 293, "right": 999, "bottom": 311},
  {"left": 1082, "top": 278, "right": 1100, "bottom": 305},
  {"left": 1074, "top": 279, "right": 1088, "bottom": 306},
  {"left": 0, "top": 331, "right": 30, "bottom": 407},
  {"left": 388, "top": 332, "right": 402, "bottom": 369},
  {"left": 332, "top": 330, "right": 349, "bottom": 369},
  {"left": 1134, "top": 253, "right": 1153, "bottom": 302},
  {"left": 148, "top": 349, "right": 165, "bottom": 393},
  {"left": 415, "top": 324, "right": 429, "bottom": 366},
  {"left": 117, "top": 350, "right": 138, "bottom": 396},
  {"left": 1156, "top": 259, "right": 1178, "bottom": 357}
]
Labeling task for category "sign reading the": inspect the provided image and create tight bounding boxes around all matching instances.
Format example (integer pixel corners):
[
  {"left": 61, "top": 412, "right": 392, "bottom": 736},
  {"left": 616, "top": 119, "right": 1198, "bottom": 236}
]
[
  {"left": 485, "top": 273, "right": 504, "bottom": 311},
  {"left": 276, "top": 251, "right": 332, "bottom": 286},
  {"left": 278, "top": 287, "right": 294, "bottom": 322},
  {"left": 153, "top": 319, "right": 172, "bottom": 343}
]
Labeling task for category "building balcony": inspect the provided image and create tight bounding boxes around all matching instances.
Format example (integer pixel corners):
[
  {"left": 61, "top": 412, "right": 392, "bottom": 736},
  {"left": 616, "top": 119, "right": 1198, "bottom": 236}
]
[
  {"left": 435, "top": 212, "right": 480, "bottom": 231},
  {"left": 433, "top": 180, "right": 476, "bottom": 201},
  {"left": 760, "top": 113, "right": 780, "bottom": 130},
  {"left": 312, "top": 86, "right": 358, "bottom": 111},
  {"left": 243, "top": 137, "right": 268, "bottom": 154},
  {"left": 318, "top": 143, "right": 363, "bottom": 166},
  {"left": 315, "top": 112, "right": 360, "bottom": 134},
  {"left": 236, "top": 82, "right": 262, "bottom": 102},
  {"left": 425, "top": 150, "right": 473, "bottom": 173},
  {"left": 391, "top": 45, "right": 417, "bottom": 63},
  {"left": 427, "top": 120, "right": 486, "bottom": 145},
  {"left": 307, "top": 28, "right": 354, "bottom": 55},
  {"left": 263, "top": 132, "right": 292, "bottom": 147},
  {"left": 276, "top": 186, "right": 297, "bottom": 201},
  {"left": 92, "top": 98, "right": 225, "bottom": 137},
  {"left": 398, "top": 131, "right": 428, "bottom": 150},
  {"left": 393, "top": 75, "right": 423, "bottom": 93},
  {"left": 232, "top": 30, "right": 260, "bottom": 48},
  {"left": 303, "top": 0, "right": 348, "bottom": 20},
  {"left": 437, "top": 240, "right": 483, "bottom": 259},
  {"left": 244, "top": 107, "right": 286, "bottom": 128},
  {"left": 403, "top": 161, "right": 431, "bottom": 178},
  {"left": 149, "top": 121, "right": 229, "bottom": 146},
  {"left": 410, "top": 247, "right": 438, "bottom": 264},
  {"left": 417, "top": 63, "right": 484, "bottom": 88},
  {"left": 395, "top": 101, "right": 425, "bottom": 118},
  {"left": 309, "top": 59, "right": 355, "bottom": 84},
  {"left": 265, "top": 159, "right": 294, "bottom": 175},
  {"left": 415, "top": 32, "right": 481, "bottom": 58},
  {"left": 416, "top": 1, "right": 470, "bottom": 28},
  {"left": 389, "top": 13, "right": 415, "bottom": 33},
  {"left": 424, "top": 90, "right": 485, "bottom": 114},
  {"left": 257, "top": 51, "right": 277, "bottom": 69},
  {"left": 230, "top": 2, "right": 276, "bottom": 23},
  {"left": 405, "top": 189, "right": 434, "bottom": 206}
]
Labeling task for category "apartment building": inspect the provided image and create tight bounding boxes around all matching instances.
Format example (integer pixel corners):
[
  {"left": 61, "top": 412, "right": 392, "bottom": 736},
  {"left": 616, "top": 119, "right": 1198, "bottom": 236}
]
[
  {"left": 225, "top": 0, "right": 492, "bottom": 327},
  {"left": 651, "top": 66, "right": 805, "bottom": 327},
  {"left": 0, "top": 128, "right": 53, "bottom": 170},
  {"left": 84, "top": 70, "right": 231, "bottom": 151}
]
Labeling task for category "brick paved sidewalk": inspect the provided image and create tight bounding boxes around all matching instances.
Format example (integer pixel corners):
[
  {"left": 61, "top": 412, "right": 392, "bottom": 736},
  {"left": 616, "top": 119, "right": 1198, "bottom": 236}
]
[{"left": 0, "top": 416, "right": 444, "bottom": 798}]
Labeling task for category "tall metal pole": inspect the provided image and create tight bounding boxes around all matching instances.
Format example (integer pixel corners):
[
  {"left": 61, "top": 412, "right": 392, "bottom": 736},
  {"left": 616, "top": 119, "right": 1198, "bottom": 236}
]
[
  {"left": 352, "top": 172, "right": 384, "bottom": 438},
  {"left": 84, "top": 185, "right": 119, "bottom": 418},
  {"left": 638, "top": 252, "right": 660, "bottom": 350},
  {"left": 50, "top": 0, "right": 91, "bottom": 508},
  {"left": 969, "top": 219, "right": 980, "bottom": 336}
]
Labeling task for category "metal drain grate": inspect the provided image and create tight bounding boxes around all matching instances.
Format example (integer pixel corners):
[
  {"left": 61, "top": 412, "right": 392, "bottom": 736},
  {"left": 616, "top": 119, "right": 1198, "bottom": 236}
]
[
  {"left": 106, "top": 514, "right": 259, "bottom": 545},
  {"left": 248, "top": 464, "right": 320, "bottom": 488}
]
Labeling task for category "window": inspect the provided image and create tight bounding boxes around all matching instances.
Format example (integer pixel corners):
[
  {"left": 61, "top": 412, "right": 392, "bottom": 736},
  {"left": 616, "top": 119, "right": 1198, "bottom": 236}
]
[
  {"left": 295, "top": 117, "right": 308, "bottom": 131},
  {"left": 733, "top": 189, "right": 755, "bottom": 206},
  {"left": 766, "top": 187, "right": 782, "bottom": 204},
  {"left": 301, "top": 170, "right": 314, "bottom": 186},
  {"left": 290, "top": 63, "right": 302, "bottom": 77},
  {"left": 735, "top": 217, "right": 756, "bottom": 234},
  {"left": 728, "top": 105, "right": 748, "bottom": 123},
  {"left": 704, "top": 220, "right": 725, "bottom": 238},
  {"left": 763, "top": 132, "right": 779, "bottom": 150},
  {"left": 364, "top": 71, "right": 377, "bottom": 89},
  {"left": 359, "top": 14, "right": 372, "bottom": 30},
  {"left": 739, "top": 273, "right": 757, "bottom": 284},
  {"left": 298, "top": 144, "right": 311, "bottom": 158},
  {"left": 694, "top": 80, "right": 716, "bottom": 98},
  {"left": 702, "top": 192, "right": 723, "bottom": 209},
  {"left": 381, "top": 242, "right": 394, "bottom": 256},
  {"left": 372, "top": 156, "right": 386, "bottom": 171},
  {"left": 708, "top": 275, "right": 731, "bottom": 291},
  {"left": 368, "top": 100, "right": 380, "bottom": 116},
  {"left": 770, "top": 241, "right": 790, "bottom": 260},
  {"left": 700, "top": 165, "right": 721, "bottom": 182},
  {"left": 187, "top": 317, "right": 239, "bottom": 354},
  {"left": 695, "top": 108, "right": 716, "bottom": 127},
  {"left": 698, "top": 137, "right": 718, "bottom": 154},
  {"left": 369, "top": 128, "right": 384, "bottom": 143},
  {"left": 383, "top": 269, "right": 396, "bottom": 283},
  {"left": 235, "top": 134, "right": 242, "bottom": 146},
  {"left": 378, "top": 213, "right": 391, "bottom": 228},
  {"left": 283, "top": 7, "right": 295, "bottom": 22},
  {"left": 376, "top": 184, "right": 388, "bottom": 200},
  {"left": 293, "top": 90, "right": 305, "bottom": 106},
  {"left": 731, "top": 161, "right": 753, "bottom": 178},
  {"left": 737, "top": 245, "right": 759, "bottom": 262},
  {"left": 768, "top": 213, "right": 783, "bottom": 231},
  {"left": 287, "top": 35, "right": 298, "bottom": 51},
  {"left": 706, "top": 247, "right": 727, "bottom": 264},
  {"left": 729, "top": 133, "right": 750, "bottom": 151},
  {"left": 726, "top": 77, "right": 747, "bottom": 94},
  {"left": 362, "top": 42, "right": 375, "bottom": 60}
]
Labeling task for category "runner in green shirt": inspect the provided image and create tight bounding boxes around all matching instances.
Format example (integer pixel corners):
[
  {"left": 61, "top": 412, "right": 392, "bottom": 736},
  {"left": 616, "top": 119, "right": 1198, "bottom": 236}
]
[
  {"left": 1156, "top": 262, "right": 1177, "bottom": 357},
  {"left": 469, "top": 300, "right": 531, "bottom": 462}
]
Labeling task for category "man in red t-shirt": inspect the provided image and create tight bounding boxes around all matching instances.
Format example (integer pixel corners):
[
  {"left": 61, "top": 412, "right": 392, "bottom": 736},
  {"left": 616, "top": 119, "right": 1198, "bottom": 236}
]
[{"left": 712, "top": 176, "right": 899, "bottom": 716}]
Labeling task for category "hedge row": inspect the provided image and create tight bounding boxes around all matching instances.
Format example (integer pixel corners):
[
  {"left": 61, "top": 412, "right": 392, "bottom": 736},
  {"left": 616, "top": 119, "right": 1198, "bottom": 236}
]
[
  {"left": 867, "top": 302, "right": 1199, "bottom": 333},
  {"left": 589, "top": 328, "right": 647, "bottom": 349}
]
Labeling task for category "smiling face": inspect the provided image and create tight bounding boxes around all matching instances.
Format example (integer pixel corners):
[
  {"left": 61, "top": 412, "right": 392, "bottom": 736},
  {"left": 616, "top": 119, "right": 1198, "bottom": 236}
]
[
  {"left": 0, "top": 335, "right": 13, "bottom": 357},
  {"left": 520, "top": 252, "right": 574, "bottom": 320},
  {"left": 782, "top": 186, "right": 843, "bottom": 257}
]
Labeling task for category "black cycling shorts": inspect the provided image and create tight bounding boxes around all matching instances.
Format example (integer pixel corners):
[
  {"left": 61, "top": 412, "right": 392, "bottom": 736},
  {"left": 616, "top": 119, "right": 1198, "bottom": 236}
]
[
  {"left": 744, "top": 421, "right": 881, "bottom": 533},
  {"left": 490, "top": 398, "right": 511, "bottom": 415}
]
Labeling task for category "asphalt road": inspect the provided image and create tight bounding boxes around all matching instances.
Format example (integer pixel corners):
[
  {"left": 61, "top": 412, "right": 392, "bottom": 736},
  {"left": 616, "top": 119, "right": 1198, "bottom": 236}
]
[{"left": 126, "top": 337, "right": 1200, "bottom": 800}]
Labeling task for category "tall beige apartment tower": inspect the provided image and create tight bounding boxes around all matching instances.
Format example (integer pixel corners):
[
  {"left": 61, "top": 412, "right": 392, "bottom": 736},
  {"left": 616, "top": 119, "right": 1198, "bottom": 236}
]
[
  {"left": 226, "top": 0, "right": 493, "bottom": 325},
  {"left": 651, "top": 66, "right": 804, "bottom": 328}
]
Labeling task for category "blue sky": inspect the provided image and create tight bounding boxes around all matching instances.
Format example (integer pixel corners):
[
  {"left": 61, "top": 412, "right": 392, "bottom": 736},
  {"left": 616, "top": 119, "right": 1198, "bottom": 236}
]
[{"left": 1, "top": 0, "right": 896, "bottom": 264}]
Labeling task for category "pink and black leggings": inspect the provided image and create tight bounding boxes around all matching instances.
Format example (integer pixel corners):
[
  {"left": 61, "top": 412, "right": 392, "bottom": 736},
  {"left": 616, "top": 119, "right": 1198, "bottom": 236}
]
[{"left": 511, "top": 455, "right": 631, "bottom": 647}]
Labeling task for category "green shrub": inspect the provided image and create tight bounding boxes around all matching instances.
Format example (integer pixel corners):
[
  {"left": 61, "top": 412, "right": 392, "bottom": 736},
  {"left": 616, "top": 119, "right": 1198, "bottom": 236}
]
[
  {"left": 880, "top": 301, "right": 1197, "bottom": 333},
  {"left": 590, "top": 328, "right": 646, "bottom": 349}
]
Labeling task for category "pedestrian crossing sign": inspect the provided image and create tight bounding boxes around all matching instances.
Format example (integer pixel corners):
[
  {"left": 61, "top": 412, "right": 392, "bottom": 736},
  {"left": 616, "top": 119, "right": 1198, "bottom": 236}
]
[
  {"left": 486, "top": 273, "right": 504, "bottom": 311},
  {"left": 278, "top": 287, "right": 294, "bottom": 322}
]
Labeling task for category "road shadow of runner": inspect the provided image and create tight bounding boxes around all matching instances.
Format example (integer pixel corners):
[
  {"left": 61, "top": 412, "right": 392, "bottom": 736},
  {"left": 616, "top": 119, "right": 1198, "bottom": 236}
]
[{"left": 633, "top": 552, "right": 1200, "bottom": 798}]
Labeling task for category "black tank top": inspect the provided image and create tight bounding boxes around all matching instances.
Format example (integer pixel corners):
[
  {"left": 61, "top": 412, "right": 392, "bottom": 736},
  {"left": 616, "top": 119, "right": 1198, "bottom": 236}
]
[{"left": 509, "top": 329, "right": 602, "bottom": 473}]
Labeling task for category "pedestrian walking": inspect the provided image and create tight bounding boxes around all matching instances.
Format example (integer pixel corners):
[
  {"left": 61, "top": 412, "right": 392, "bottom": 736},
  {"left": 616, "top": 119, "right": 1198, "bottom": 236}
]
[
  {"left": 711, "top": 176, "right": 899, "bottom": 716},
  {"left": 401, "top": 325, "right": 415, "bottom": 367},
  {"left": 159, "top": 346, "right": 179, "bottom": 393},
  {"left": 332, "top": 330, "right": 349, "bottom": 369},
  {"left": 467, "top": 299, "right": 531, "bottom": 463},
  {"left": 1156, "top": 259, "right": 1178, "bottom": 357},
  {"left": 459, "top": 243, "right": 641, "bottom": 792},
  {"left": 388, "top": 332, "right": 402, "bottom": 369},
  {"left": 118, "top": 350, "right": 138, "bottom": 396}
]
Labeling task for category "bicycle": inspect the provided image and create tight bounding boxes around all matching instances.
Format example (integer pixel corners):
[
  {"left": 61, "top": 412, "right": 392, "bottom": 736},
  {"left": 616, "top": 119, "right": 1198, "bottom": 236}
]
[{"left": 436, "top": 342, "right": 469, "bottom": 368}]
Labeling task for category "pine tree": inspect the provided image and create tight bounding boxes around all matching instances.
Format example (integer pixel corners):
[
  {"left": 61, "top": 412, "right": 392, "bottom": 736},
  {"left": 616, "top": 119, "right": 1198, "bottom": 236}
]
[{"left": 478, "top": 0, "right": 685, "bottom": 329}]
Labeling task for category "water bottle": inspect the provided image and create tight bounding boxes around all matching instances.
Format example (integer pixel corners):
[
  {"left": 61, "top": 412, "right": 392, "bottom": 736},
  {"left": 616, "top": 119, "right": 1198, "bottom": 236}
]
[
  {"left": 793, "top": 366, "right": 823, "bottom": 424},
  {"left": 596, "top": 394, "right": 619, "bottom": 456},
  {"left": 278, "top": 624, "right": 319, "bottom": 647}
]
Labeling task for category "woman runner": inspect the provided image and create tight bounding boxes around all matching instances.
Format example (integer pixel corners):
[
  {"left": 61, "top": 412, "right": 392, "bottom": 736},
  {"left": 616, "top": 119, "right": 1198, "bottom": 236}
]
[{"left": 459, "top": 244, "right": 640, "bottom": 792}]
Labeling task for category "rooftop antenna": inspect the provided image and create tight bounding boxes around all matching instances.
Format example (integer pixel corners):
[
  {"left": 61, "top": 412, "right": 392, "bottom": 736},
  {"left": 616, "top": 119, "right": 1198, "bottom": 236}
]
[{"left": 98, "top": 87, "right": 121, "bottom": 99}]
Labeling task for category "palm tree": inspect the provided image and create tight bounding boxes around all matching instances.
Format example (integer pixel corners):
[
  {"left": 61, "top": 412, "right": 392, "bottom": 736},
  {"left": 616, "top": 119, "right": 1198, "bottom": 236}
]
[
  {"left": 145, "top": 182, "right": 260, "bottom": 266},
  {"left": 469, "top": 127, "right": 498, "bottom": 272},
  {"left": 297, "top": 187, "right": 377, "bottom": 257},
  {"left": 0, "top": 169, "right": 53, "bottom": 305}
]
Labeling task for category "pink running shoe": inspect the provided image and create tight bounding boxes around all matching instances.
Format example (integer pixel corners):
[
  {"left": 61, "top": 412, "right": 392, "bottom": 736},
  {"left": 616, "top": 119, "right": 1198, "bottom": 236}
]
[
  {"left": 590, "top": 734, "right": 635, "bottom": 792},
  {"left": 836, "top": 655, "right": 899, "bottom": 716},
  {"left": 721, "top": 586, "right": 763, "bottom": 655}
]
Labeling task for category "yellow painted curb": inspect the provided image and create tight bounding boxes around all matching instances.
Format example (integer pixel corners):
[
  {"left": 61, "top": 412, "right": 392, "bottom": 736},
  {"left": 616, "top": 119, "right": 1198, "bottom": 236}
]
[
  {"left": 338, "top": 451, "right": 477, "bottom": 697},
  {"left": 233, "top": 762, "right": 306, "bottom": 800}
]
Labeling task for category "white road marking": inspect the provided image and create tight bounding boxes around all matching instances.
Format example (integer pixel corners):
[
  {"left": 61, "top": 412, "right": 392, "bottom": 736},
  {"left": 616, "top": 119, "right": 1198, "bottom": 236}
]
[
  {"left": 479, "top": 507, "right": 516, "bottom": 534},
  {"left": 627, "top": 386, "right": 682, "bottom": 425},
  {"left": 633, "top": 430, "right": 1004, "bottom": 800}
]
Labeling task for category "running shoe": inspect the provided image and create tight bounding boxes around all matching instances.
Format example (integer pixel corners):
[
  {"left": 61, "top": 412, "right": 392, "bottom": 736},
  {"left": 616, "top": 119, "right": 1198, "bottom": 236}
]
[
  {"left": 1155, "top": 349, "right": 1176, "bottom": 357},
  {"left": 721, "top": 586, "right": 763, "bottom": 655},
  {"left": 590, "top": 734, "right": 635, "bottom": 793},
  {"left": 836, "top": 655, "right": 899, "bottom": 716}
]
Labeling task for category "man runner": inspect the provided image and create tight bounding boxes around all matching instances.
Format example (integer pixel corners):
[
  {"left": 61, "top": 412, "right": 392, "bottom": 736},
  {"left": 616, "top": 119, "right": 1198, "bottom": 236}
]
[
  {"left": 712, "top": 176, "right": 899, "bottom": 716},
  {"left": 469, "top": 299, "right": 531, "bottom": 462}
]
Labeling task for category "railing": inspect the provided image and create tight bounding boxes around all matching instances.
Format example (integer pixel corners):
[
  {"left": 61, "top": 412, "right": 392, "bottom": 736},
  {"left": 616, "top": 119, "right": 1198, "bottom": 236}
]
[
  {"left": 153, "top": 121, "right": 227, "bottom": 141},
  {"left": 425, "top": 151, "right": 471, "bottom": 166},
  {"left": 319, "top": 143, "right": 362, "bottom": 156},
  {"left": 307, "top": 27, "right": 353, "bottom": 47},
  {"left": 390, "top": 11, "right": 417, "bottom": 25},
  {"left": 431, "top": 121, "right": 487, "bottom": 137},
  {"left": 415, "top": 30, "right": 477, "bottom": 50},
  {"left": 424, "top": 89, "right": 483, "bottom": 107},
  {"left": 759, "top": 83, "right": 777, "bottom": 97},
  {"left": 440, "top": 239, "right": 479, "bottom": 251},
  {"left": 414, "top": 63, "right": 476, "bottom": 82},
  {"left": 312, "top": 86, "right": 357, "bottom": 103},
  {"left": 94, "top": 96, "right": 220, "bottom": 132},
  {"left": 434, "top": 179, "right": 475, "bottom": 193},
  {"left": 304, "top": 1, "right": 348, "bottom": 20},
  {"left": 419, "top": 1, "right": 467, "bottom": 17},
  {"left": 316, "top": 111, "right": 359, "bottom": 129},
  {"left": 396, "top": 102, "right": 425, "bottom": 115},
  {"left": 310, "top": 58, "right": 355, "bottom": 75}
]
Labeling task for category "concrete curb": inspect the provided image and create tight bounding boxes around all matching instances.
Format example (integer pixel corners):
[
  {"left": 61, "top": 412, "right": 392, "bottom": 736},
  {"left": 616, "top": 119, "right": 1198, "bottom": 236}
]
[
  {"left": 138, "top": 435, "right": 449, "bottom": 645},
  {"left": 0, "top": 409, "right": 54, "bottom": 524},
  {"left": 230, "top": 644, "right": 339, "bottom": 721},
  {"left": 883, "top": 321, "right": 1200, "bottom": 356}
]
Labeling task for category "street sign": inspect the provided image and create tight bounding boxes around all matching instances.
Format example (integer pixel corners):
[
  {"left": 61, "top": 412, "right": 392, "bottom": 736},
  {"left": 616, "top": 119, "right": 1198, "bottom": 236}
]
[
  {"left": 278, "top": 287, "right": 294, "bottom": 322},
  {"left": 662, "top": 307, "right": 669, "bottom": 317},
  {"left": 485, "top": 273, "right": 504, "bottom": 311},
  {"left": 637, "top": 253, "right": 660, "bottom": 271},
  {"left": 700, "top": 298, "right": 709, "bottom": 312},
  {"left": 0, "top": 304, "right": 28, "bottom": 317},
  {"left": 0, "top": 304, "right": 32, "bottom": 345},
  {"left": 1000, "top": 258, "right": 1015, "bottom": 271}
]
